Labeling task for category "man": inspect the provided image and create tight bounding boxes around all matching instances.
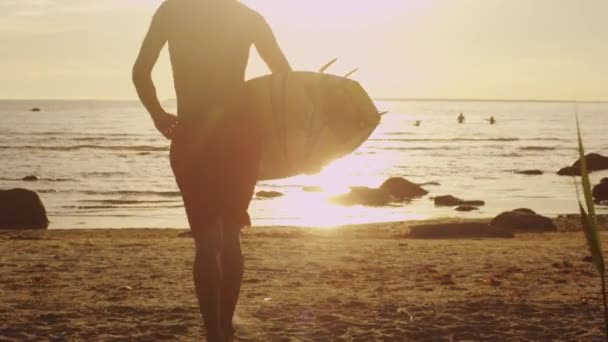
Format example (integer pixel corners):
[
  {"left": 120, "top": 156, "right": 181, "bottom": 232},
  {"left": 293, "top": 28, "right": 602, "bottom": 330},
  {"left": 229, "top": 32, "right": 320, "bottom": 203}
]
[{"left": 132, "top": 1, "right": 291, "bottom": 341}]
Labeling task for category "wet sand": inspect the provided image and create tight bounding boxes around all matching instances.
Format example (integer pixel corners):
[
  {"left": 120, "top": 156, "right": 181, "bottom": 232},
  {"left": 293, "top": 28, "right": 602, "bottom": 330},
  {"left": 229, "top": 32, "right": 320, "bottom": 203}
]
[{"left": 1, "top": 218, "right": 607, "bottom": 341}]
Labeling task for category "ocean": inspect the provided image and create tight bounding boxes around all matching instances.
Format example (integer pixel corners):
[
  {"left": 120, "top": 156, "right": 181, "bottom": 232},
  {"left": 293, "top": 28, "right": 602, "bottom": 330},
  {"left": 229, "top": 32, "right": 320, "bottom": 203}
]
[{"left": 1, "top": 99, "right": 606, "bottom": 229}]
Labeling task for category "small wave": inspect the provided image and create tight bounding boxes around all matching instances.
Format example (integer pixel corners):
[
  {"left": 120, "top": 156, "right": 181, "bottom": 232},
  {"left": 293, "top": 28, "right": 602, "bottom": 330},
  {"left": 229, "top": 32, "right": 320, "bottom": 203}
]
[
  {"left": 0, "top": 145, "right": 168, "bottom": 152},
  {"left": 527, "top": 138, "right": 570, "bottom": 142},
  {"left": 81, "top": 190, "right": 181, "bottom": 197},
  {"left": 80, "top": 171, "right": 129, "bottom": 177},
  {"left": 519, "top": 146, "right": 557, "bottom": 151},
  {"left": 370, "top": 137, "right": 520, "bottom": 142},
  {"left": 377, "top": 146, "right": 460, "bottom": 151},
  {"left": 384, "top": 132, "right": 415, "bottom": 136},
  {"left": 0, "top": 132, "right": 139, "bottom": 137},
  {"left": 72, "top": 137, "right": 111, "bottom": 142},
  {"left": 0, "top": 177, "right": 73, "bottom": 182},
  {"left": 63, "top": 204, "right": 182, "bottom": 210},
  {"left": 80, "top": 199, "right": 179, "bottom": 205},
  {"left": 486, "top": 152, "right": 523, "bottom": 157}
]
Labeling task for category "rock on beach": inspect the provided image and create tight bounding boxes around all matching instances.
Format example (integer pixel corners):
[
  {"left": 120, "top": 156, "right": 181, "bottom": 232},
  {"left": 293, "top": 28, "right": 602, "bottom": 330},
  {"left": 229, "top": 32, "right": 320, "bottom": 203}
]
[{"left": 0, "top": 189, "right": 49, "bottom": 230}]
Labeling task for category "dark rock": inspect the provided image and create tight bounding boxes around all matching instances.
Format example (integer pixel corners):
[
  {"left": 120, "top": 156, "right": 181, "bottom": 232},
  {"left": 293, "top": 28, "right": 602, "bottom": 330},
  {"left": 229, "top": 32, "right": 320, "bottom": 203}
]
[
  {"left": 455, "top": 205, "right": 478, "bottom": 212},
  {"left": 302, "top": 186, "right": 323, "bottom": 193},
  {"left": 557, "top": 166, "right": 580, "bottom": 176},
  {"left": 379, "top": 177, "right": 428, "bottom": 200},
  {"left": 602, "top": 178, "right": 608, "bottom": 185},
  {"left": 593, "top": 182, "right": 608, "bottom": 202},
  {"left": 512, "top": 208, "right": 537, "bottom": 215},
  {"left": 408, "top": 223, "right": 514, "bottom": 239},
  {"left": 30, "top": 108, "right": 41, "bottom": 112},
  {"left": 491, "top": 210, "right": 556, "bottom": 233},
  {"left": 572, "top": 153, "right": 608, "bottom": 172},
  {"left": 256, "top": 191, "right": 284, "bottom": 199},
  {"left": 330, "top": 187, "right": 392, "bottom": 206},
  {"left": 515, "top": 170, "right": 543, "bottom": 175},
  {"left": 434, "top": 195, "right": 462, "bottom": 206},
  {"left": 559, "top": 153, "right": 608, "bottom": 176},
  {"left": 0, "top": 189, "right": 49, "bottom": 230},
  {"left": 22, "top": 175, "right": 40, "bottom": 182},
  {"left": 434, "top": 195, "right": 485, "bottom": 207}
]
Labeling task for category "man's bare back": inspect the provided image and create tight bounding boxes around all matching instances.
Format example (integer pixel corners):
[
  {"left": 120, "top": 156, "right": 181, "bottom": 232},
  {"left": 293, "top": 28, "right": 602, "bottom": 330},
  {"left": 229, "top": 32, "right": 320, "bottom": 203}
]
[{"left": 134, "top": 0, "right": 290, "bottom": 125}]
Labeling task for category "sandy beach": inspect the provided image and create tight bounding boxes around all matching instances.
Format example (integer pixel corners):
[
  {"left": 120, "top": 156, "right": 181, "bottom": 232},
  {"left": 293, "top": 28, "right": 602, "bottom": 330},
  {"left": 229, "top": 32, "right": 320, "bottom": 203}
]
[{"left": 1, "top": 217, "right": 608, "bottom": 341}]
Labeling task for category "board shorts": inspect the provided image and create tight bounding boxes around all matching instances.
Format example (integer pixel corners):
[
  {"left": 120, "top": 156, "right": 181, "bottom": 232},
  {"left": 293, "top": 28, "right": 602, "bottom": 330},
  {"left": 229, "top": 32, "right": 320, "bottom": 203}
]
[{"left": 170, "top": 109, "right": 261, "bottom": 237}]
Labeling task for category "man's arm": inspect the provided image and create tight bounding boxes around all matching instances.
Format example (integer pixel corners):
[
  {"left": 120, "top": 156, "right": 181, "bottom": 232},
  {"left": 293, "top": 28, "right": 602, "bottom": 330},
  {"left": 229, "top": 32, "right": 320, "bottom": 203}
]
[
  {"left": 253, "top": 15, "right": 292, "bottom": 73},
  {"left": 132, "top": 6, "right": 176, "bottom": 138}
]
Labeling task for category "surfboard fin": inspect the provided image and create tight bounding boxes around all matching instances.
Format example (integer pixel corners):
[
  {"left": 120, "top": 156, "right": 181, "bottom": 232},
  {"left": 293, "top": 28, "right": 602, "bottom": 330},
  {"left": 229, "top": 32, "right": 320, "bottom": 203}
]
[
  {"left": 344, "top": 68, "right": 359, "bottom": 78},
  {"left": 379, "top": 111, "right": 389, "bottom": 116},
  {"left": 319, "top": 58, "right": 338, "bottom": 73}
]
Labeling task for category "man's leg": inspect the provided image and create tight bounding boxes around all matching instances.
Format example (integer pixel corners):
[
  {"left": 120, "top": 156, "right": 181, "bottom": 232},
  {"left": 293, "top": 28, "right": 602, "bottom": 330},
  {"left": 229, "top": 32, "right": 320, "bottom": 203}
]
[
  {"left": 219, "top": 226, "right": 244, "bottom": 337},
  {"left": 192, "top": 220, "right": 226, "bottom": 342}
]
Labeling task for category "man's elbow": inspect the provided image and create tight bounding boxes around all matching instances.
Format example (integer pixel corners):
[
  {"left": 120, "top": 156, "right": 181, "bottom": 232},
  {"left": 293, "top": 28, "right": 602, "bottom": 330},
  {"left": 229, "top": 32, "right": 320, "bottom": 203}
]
[{"left": 131, "top": 65, "right": 150, "bottom": 88}]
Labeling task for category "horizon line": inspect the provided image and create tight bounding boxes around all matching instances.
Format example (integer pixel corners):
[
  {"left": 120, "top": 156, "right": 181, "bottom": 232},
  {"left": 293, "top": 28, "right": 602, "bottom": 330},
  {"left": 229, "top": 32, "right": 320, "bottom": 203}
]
[{"left": 1, "top": 97, "right": 607, "bottom": 104}]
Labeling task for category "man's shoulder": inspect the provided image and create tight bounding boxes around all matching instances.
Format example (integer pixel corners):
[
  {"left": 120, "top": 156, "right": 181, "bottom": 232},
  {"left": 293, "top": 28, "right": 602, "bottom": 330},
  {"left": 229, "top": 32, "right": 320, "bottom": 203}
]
[
  {"left": 153, "top": 0, "right": 174, "bottom": 19},
  {"left": 232, "top": 2, "right": 265, "bottom": 23}
]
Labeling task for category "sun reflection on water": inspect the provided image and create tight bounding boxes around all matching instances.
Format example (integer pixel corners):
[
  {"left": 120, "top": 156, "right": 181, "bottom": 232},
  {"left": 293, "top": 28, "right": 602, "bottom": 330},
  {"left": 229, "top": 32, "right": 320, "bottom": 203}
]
[{"left": 261, "top": 150, "right": 426, "bottom": 228}]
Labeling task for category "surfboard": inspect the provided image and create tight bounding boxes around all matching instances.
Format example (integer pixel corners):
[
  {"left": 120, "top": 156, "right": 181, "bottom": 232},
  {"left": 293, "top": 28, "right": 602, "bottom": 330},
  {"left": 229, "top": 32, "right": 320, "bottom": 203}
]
[{"left": 246, "top": 71, "right": 381, "bottom": 181}]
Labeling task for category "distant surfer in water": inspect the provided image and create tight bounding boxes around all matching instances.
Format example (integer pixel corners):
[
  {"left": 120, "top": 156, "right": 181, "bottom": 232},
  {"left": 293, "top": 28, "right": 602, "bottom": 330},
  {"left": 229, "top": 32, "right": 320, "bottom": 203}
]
[
  {"left": 457, "top": 112, "right": 465, "bottom": 124},
  {"left": 488, "top": 116, "right": 496, "bottom": 125},
  {"left": 133, "top": 1, "right": 291, "bottom": 341}
]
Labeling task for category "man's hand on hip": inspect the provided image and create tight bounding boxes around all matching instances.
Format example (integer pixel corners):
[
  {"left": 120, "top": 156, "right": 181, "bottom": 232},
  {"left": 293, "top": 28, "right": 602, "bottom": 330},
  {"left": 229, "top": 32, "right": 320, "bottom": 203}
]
[{"left": 153, "top": 112, "right": 178, "bottom": 140}]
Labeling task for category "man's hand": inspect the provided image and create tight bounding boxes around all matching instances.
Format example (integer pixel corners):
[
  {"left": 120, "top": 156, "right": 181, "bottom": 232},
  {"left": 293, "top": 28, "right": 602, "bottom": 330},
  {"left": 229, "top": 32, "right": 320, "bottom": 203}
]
[{"left": 153, "top": 112, "right": 178, "bottom": 140}]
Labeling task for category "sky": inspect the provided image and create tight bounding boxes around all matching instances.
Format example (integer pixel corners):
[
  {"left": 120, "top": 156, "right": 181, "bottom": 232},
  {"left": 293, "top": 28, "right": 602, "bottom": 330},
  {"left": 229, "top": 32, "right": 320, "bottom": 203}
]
[{"left": 1, "top": 0, "right": 607, "bottom": 101}]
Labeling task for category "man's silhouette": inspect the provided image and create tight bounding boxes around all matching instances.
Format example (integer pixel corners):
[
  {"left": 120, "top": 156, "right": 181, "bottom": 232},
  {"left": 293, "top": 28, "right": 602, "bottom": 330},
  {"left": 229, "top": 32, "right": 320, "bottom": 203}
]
[{"left": 133, "top": 1, "right": 291, "bottom": 340}]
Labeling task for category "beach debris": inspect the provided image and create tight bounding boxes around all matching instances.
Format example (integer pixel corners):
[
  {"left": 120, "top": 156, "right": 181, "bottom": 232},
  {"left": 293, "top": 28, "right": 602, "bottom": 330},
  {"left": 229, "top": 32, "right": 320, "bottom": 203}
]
[
  {"left": 0, "top": 188, "right": 49, "bottom": 230},
  {"left": 439, "top": 274, "right": 456, "bottom": 286},
  {"left": 256, "top": 191, "right": 284, "bottom": 199},
  {"left": 434, "top": 195, "right": 485, "bottom": 207},
  {"left": 380, "top": 177, "right": 428, "bottom": 200},
  {"left": 30, "top": 108, "right": 41, "bottom": 112},
  {"left": 490, "top": 209, "right": 557, "bottom": 233},
  {"left": 120, "top": 285, "right": 133, "bottom": 291},
  {"left": 515, "top": 169, "right": 543, "bottom": 176},
  {"left": 488, "top": 277, "right": 502, "bottom": 287},
  {"left": 22, "top": 175, "right": 40, "bottom": 181},
  {"left": 8, "top": 233, "right": 44, "bottom": 241},
  {"left": 558, "top": 153, "right": 608, "bottom": 176},
  {"left": 407, "top": 222, "right": 514, "bottom": 239}
]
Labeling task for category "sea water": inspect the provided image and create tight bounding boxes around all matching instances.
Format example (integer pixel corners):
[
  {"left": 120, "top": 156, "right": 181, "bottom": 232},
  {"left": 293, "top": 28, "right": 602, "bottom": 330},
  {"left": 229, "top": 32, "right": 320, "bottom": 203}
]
[{"left": 0, "top": 99, "right": 606, "bottom": 229}]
